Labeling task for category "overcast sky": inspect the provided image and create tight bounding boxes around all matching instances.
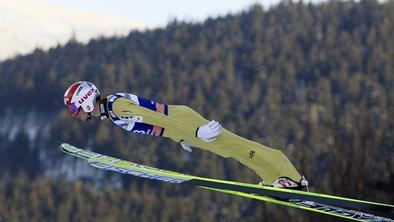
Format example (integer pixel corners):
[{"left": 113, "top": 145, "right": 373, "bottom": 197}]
[
  {"left": 46, "top": 0, "right": 292, "bottom": 27},
  {"left": 1, "top": 0, "right": 326, "bottom": 61}
]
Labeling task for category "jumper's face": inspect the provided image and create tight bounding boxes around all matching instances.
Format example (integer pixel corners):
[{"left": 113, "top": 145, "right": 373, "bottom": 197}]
[{"left": 66, "top": 102, "right": 89, "bottom": 122}]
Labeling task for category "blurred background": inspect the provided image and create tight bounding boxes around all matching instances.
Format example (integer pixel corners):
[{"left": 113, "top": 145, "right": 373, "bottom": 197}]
[{"left": 0, "top": 0, "right": 393, "bottom": 221}]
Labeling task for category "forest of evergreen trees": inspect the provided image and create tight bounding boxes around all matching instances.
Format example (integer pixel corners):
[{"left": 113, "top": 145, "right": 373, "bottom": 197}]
[{"left": 0, "top": 0, "right": 393, "bottom": 221}]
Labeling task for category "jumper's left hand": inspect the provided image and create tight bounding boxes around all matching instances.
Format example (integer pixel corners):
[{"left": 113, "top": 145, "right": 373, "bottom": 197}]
[{"left": 196, "top": 120, "right": 222, "bottom": 142}]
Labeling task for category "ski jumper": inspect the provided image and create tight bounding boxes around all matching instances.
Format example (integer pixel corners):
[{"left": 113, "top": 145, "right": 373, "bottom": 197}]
[{"left": 103, "top": 93, "right": 302, "bottom": 184}]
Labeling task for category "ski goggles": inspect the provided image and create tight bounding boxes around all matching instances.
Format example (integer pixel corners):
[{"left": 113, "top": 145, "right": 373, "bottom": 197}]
[{"left": 67, "top": 103, "right": 82, "bottom": 116}]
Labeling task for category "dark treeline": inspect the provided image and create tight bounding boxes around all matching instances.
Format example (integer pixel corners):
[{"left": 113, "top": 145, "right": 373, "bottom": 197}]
[{"left": 0, "top": 0, "right": 393, "bottom": 221}]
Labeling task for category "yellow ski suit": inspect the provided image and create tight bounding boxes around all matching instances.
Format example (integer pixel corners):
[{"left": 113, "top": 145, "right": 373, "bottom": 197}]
[{"left": 104, "top": 93, "right": 302, "bottom": 184}]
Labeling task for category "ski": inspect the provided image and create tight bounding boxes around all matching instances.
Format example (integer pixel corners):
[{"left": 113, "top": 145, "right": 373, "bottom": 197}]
[
  {"left": 60, "top": 143, "right": 394, "bottom": 221},
  {"left": 207, "top": 188, "right": 393, "bottom": 222}
]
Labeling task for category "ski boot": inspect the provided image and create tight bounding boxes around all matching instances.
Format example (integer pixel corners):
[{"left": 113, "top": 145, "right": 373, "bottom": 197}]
[{"left": 270, "top": 176, "right": 309, "bottom": 191}]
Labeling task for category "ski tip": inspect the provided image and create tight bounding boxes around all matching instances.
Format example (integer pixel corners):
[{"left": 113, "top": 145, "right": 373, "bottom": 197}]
[
  {"left": 59, "top": 143, "right": 70, "bottom": 150},
  {"left": 59, "top": 143, "right": 81, "bottom": 156},
  {"left": 60, "top": 142, "right": 70, "bottom": 146}
]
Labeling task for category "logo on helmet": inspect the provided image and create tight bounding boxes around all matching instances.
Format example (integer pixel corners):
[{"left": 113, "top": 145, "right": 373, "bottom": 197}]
[
  {"left": 78, "top": 88, "right": 96, "bottom": 104},
  {"left": 76, "top": 86, "right": 83, "bottom": 96}
]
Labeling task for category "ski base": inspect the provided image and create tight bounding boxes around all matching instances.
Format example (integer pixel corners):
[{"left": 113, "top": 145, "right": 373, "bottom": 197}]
[
  {"left": 208, "top": 188, "right": 393, "bottom": 222},
  {"left": 60, "top": 143, "right": 394, "bottom": 222}
]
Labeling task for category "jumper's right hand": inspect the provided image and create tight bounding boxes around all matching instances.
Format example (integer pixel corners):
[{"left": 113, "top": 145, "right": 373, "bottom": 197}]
[{"left": 196, "top": 120, "right": 222, "bottom": 142}]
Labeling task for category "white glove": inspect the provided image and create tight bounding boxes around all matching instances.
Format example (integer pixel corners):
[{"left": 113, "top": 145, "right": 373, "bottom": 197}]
[
  {"left": 180, "top": 140, "right": 192, "bottom": 152},
  {"left": 196, "top": 120, "right": 222, "bottom": 142}
]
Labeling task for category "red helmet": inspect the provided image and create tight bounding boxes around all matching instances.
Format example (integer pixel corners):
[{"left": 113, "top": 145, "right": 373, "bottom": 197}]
[{"left": 64, "top": 81, "right": 100, "bottom": 116}]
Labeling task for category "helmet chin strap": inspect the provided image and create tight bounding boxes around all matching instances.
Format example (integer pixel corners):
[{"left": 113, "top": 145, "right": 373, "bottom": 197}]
[{"left": 86, "top": 112, "right": 92, "bottom": 121}]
